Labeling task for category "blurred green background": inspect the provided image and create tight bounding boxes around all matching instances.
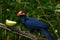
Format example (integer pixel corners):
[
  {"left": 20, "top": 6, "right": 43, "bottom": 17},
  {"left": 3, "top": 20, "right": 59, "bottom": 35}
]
[{"left": 0, "top": 0, "right": 60, "bottom": 40}]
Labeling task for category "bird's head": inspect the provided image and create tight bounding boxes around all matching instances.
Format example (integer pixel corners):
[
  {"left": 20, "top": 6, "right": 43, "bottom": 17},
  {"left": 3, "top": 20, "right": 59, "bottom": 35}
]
[{"left": 17, "top": 10, "right": 26, "bottom": 17}]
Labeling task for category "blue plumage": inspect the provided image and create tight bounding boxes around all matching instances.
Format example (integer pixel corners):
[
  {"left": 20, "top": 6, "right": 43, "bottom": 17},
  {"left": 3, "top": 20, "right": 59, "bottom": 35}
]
[
  {"left": 17, "top": 10, "right": 57, "bottom": 40},
  {"left": 23, "top": 18, "right": 48, "bottom": 29}
]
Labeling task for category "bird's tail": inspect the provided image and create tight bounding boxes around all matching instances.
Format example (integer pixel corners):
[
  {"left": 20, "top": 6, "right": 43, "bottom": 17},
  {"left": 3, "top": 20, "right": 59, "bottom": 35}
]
[{"left": 40, "top": 29, "right": 57, "bottom": 40}]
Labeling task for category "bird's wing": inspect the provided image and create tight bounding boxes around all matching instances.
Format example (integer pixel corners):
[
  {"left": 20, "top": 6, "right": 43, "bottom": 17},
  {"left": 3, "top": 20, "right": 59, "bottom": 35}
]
[{"left": 24, "top": 18, "right": 48, "bottom": 29}]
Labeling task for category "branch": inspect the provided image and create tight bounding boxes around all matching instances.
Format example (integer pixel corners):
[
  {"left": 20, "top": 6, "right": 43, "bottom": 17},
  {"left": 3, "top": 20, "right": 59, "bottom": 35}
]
[{"left": 0, "top": 23, "right": 45, "bottom": 40}]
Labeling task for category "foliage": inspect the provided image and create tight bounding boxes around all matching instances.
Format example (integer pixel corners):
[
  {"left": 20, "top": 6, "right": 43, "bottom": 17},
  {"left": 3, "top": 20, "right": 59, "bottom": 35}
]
[{"left": 0, "top": 0, "right": 60, "bottom": 40}]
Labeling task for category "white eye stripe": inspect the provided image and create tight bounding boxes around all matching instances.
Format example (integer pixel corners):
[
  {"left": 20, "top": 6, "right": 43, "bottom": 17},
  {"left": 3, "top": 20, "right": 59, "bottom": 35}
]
[{"left": 22, "top": 13, "right": 25, "bottom": 15}]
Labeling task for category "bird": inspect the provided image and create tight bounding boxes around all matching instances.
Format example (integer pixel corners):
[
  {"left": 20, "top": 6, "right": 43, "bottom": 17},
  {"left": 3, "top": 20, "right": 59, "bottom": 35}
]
[{"left": 17, "top": 10, "right": 57, "bottom": 40}]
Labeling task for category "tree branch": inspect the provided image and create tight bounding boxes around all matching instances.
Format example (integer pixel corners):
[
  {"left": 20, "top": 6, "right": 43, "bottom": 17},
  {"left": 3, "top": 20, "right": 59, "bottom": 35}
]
[{"left": 0, "top": 23, "right": 45, "bottom": 40}]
